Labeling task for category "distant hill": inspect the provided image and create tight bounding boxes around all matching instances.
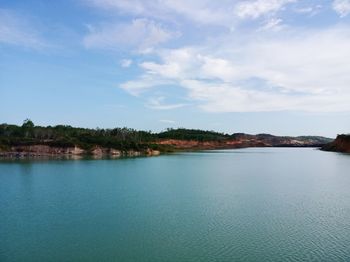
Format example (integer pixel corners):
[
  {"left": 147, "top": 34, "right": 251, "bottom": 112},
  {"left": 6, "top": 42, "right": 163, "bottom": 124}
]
[
  {"left": 321, "top": 135, "right": 350, "bottom": 153},
  {"left": 158, "top": 132, "right": 332, "bottom": 150},
  {"left": 0, "top": 120, "right": 333, "bottom": 157}
]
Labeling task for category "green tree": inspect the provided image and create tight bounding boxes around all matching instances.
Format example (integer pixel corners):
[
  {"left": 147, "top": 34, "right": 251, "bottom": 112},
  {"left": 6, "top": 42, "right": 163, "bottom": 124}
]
[
  {"left": 22, "top": 119, "right": 34, "bottom": 138},
  {"left": 22, "top": 119, "right": 34, "bottom": 129}
]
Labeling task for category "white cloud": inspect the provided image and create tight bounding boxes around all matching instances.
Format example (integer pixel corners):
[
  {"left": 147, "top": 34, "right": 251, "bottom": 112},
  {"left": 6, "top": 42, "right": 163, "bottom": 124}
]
[
  {"left": 84, "top": 1, "right": 350, "bottom": 113},
  {"left": 86, "top": 0, "right": 297, "bottom": 27},
  {"left": 294, "top": 5, "right": 322, "bottom": 16},
  {"left": 87, "top": 0, "right": 148, "bottom": 15},
  {"left": 261, "top": 18, "right": 284, "bottom": 31},
  {"left": 120, "top": 59, "right": 132, "bottom": 68},
  {"left": 295, "top": 7, "right": 314, "bottom": 13},
  {"left": 157, "top": 1, "right": 234, "bottom": 26},
  {"left": 235, "top": 0, "right": 296, "bottom": 19},
  {"left": 182, "top": 79, "right": 350, "bottom": 113},
  {"left": 83, "top": 18, "right": 178, "bottom": 51},
  {"left": 86, "top": 0, "right": 237, "bottom": 26},
  {"left": 333, "top": 0, "right": 350, "bottom": 17},
  {"left": 146, "top": 96, "right": 186, "bottom": 110},
  {"left": 140, "top": 48, "right": 242, "bottom": 82},
  {"left": 160, "top": 119, "right": 176, "bottom": 124},
  {"left": 0, "top": 9, "right": 46, "bottom": 49},
  {"left": 120, "top": 25, "right": 350, "bottom": 112},
  {"left": 120, "top": 75, "right": 174, "bottom": 96}
]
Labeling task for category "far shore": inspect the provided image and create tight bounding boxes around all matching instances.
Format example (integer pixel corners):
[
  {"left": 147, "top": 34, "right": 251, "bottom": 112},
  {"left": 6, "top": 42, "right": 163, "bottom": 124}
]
[
  {"left": 0, "top": 143, "right": 328, "bottom": 160},
  {"left": 0, "top": 122, "right": 335, "bottom": 159}
]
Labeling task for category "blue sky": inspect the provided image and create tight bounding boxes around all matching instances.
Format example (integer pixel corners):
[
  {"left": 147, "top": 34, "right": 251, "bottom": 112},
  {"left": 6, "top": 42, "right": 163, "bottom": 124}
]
[{"left": 1, "top": 0, "right": 350, "bottom": 137}]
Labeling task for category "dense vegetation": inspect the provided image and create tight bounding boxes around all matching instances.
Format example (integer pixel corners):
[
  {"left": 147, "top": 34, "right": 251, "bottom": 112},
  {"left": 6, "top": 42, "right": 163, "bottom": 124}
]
[
  {"left": 0, "top": 120, "right": 333, "bottom": 154},
  {"left": 158, "top": 128, "right": 230, "bottom": 141},
  {"left": 0, "top": 120, "right": 230, "bottom": 152},
  {"left": 0, "top": 120, "right": 151, "bottom": 151}
]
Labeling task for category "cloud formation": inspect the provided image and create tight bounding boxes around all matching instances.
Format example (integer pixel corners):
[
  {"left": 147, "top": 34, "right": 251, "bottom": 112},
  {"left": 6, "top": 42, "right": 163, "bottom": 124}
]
[
  {"left": 333, "top": 0, "right": 350, "bottom": 17},
  {"left": 160, "top": 119, "right": 176, "bottom": 124},
  {"left": 84, "top": 0, "right": 350, "bottom": 113},
  {"left": 86, "top": 0, "right": 298, "bottom": 27},
  {"left": 120, "top": 59, "right": 132, "bottom": 68},
  {"left": 235, "top": 0, "right": 296, "bottom": 19},
  {"left": 121, "top": 25, "right": 350, "bottom": 112},
  {"left": 146, "top": 96, "right": 186, "bottom": 110},
  {"left": 84, "top": 18, "right": 178, "bottom": 51},
  {"left": 0, "top": 9, "right": 46, "bottom": 49}
]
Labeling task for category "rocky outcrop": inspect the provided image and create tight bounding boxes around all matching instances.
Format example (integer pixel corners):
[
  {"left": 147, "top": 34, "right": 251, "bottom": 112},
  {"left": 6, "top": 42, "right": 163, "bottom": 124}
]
[
  {"left": 146, "top": 148, "right": 160, "bottom": 156},
  {"left": 0, "top": 145, "right": 85, "bottom": 157},
  {"left": 158, "top": 135, "right": 332, "bottom": 150},
  {"left": 0, "top": 145, "right": 160, "bottom": 158},
  {"left": 321, "top": 135, "right": 350, "bottom": 153},
  {"left": 0, "top": 134, "right": 333, "bottom": 158}
]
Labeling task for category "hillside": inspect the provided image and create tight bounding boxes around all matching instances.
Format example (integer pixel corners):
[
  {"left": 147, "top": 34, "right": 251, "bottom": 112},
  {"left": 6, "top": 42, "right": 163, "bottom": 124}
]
[
  {"left": 158, "top": 133, "right": 332, "bottom": 150},
  {"left": 0, "top": 120, "right": 333, "bottom": 157},
  {"left": 321, "top": 135, "right": 350, "bottom": 153}
]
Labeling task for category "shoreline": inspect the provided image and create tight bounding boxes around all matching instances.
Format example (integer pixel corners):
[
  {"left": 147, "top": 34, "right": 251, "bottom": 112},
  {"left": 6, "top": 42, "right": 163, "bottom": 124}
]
[
  {"left": 0, "top": 144, "right": 327, "bottom": 160},
  {"left": 0, "top": 145, "right": 161, "bottom": 159}
]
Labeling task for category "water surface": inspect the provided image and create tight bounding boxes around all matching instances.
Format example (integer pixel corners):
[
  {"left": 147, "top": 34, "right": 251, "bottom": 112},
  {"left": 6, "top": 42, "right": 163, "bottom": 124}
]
[{"left": 1, "top": 148, "right": 350, "bottom": 261}]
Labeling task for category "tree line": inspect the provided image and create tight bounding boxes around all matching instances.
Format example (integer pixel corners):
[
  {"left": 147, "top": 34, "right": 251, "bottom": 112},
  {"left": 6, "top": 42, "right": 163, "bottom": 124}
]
[{"left": 0, "top": 120, "right": 230, "bottom": 151}]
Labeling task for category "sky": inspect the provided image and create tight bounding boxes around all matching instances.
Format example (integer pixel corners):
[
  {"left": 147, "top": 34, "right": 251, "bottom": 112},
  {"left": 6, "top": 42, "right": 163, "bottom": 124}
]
[{"left": 1, "top": 0, "right": 350, "bottom": 137}]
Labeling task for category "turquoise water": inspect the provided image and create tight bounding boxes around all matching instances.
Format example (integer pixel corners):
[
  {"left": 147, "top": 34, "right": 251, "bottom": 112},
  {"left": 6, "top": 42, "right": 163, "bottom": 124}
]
[{"left": 1, "top": 148, "right": 350, "bottom": 261}]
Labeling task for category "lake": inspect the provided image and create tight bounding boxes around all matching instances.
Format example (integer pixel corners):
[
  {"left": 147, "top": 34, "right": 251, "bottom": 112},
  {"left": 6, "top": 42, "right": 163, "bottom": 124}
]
[{"left": 1, "top": 148, "right": 350, "bottom": 261}]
